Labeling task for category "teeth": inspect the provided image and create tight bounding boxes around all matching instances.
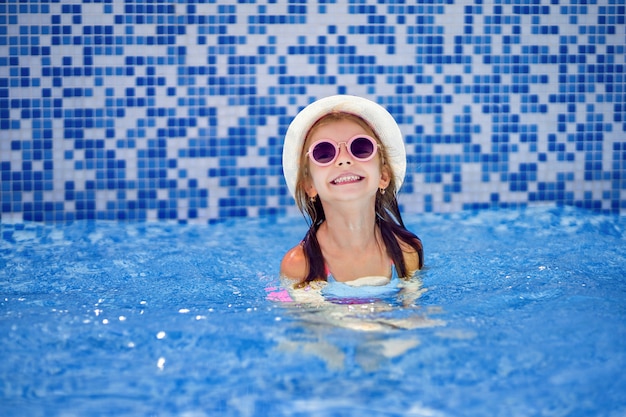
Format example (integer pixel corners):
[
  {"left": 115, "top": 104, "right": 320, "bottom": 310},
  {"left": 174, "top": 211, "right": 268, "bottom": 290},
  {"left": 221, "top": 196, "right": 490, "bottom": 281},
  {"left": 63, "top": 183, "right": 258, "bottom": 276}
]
[{"left": 333, "top": 175, "right": 361, "bottom": 184}]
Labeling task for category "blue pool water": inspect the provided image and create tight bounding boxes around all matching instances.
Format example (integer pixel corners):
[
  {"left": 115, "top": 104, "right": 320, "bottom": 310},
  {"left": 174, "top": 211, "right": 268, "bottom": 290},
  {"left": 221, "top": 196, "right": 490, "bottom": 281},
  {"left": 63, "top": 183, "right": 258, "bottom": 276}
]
[{"left": 1, "top": 205, "right": 625, "bottom": 417}]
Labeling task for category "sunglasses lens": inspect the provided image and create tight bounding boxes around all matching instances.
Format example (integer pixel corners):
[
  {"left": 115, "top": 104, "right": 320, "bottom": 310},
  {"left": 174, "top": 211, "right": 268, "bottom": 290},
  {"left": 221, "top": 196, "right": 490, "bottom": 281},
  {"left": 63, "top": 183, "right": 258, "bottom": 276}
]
[
  {"left": 311, "top": 141, "right": 337, "bottom": 164},
  {"left": 350, "top": 137, "right": 375, "bottom": 160}
]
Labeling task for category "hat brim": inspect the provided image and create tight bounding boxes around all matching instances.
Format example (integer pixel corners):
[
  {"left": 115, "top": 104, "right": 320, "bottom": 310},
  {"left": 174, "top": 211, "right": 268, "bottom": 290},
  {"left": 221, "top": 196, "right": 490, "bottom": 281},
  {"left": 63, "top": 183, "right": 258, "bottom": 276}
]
[{"left": 282, "top": 95, "right": 406, "bottom": 198}]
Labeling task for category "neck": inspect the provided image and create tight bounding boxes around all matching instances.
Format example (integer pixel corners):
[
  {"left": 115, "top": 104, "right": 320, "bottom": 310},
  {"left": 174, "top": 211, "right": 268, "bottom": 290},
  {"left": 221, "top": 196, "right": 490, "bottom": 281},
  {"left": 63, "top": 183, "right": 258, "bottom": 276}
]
[{"left": 319, "top": 199, "right": 379, "bottom": 250}]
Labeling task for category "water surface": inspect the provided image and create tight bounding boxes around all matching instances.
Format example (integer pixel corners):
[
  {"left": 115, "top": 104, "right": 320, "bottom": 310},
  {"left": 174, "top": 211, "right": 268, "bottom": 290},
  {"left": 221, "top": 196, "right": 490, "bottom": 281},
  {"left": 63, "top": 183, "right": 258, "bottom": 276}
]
[{"left": 1, "top": 205, "right": 625, "bottom": 416}]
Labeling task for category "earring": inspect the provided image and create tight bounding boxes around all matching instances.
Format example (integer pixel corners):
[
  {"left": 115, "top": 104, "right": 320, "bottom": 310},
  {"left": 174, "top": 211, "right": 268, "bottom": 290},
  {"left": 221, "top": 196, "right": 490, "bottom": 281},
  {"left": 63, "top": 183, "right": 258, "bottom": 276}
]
[
  {"left": 379, "top": 187, "right": 386, "bottom": 195},
  {"left": 309, "top": 195, "right": 317, "bottom": 203}
]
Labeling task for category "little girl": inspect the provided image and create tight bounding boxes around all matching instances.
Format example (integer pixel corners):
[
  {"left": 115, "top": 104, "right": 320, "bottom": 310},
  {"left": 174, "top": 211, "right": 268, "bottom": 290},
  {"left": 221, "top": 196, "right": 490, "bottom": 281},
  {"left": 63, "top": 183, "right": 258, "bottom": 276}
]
[{"left": 280, "top": 95, "right": 423, "bottom": 303}]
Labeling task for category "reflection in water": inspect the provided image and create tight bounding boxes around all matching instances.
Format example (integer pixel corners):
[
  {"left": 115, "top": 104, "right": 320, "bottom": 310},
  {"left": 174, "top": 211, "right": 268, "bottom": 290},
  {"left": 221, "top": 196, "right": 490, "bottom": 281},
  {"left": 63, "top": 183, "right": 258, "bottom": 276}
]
[{"left": 267, "top": 275, "right": 445, "bottom": 371}]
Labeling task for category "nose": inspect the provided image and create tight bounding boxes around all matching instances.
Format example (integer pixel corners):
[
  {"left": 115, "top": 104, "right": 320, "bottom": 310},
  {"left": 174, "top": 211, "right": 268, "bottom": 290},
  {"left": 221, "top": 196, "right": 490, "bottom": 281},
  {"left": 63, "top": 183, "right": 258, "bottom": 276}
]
[{"left": 335, "top": 142, "right": 352, "bottom": 166}]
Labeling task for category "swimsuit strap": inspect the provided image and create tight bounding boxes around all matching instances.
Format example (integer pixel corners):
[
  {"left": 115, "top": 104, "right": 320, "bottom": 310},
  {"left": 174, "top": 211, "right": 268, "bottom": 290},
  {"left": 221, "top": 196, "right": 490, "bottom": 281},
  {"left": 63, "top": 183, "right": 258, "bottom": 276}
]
[{"left": 325, "top": 265, "right": 337, "bottom": 283}]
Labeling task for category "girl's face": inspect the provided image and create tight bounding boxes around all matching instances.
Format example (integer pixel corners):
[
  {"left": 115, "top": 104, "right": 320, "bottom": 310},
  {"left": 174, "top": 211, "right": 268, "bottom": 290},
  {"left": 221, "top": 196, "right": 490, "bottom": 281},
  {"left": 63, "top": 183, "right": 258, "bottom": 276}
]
[{"left": 303, "top": 119, "right": 391, "bottom": 203}]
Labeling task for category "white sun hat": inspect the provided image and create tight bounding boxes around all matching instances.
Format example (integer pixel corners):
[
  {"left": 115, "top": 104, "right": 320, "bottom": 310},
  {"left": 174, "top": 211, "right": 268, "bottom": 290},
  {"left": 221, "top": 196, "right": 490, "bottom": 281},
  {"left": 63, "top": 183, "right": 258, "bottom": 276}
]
[{"left": 282, "top": 95, "right": 407, "bottom": 198}]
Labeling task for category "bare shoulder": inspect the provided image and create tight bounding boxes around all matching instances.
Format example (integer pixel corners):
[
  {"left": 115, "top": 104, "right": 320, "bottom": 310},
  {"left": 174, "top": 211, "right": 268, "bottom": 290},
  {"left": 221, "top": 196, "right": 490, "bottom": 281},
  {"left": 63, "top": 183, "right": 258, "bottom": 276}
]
[
  {"left": 398, "top": 237, "right": 422, "bottom": 273},
  {"left": 280, "top": 243, "right": 308, "bottom": 284}
]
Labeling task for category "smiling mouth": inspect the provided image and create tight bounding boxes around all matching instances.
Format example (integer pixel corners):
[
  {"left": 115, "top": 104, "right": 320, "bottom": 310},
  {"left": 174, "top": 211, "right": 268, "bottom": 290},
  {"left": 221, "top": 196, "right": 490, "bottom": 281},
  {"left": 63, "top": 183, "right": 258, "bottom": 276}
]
[{"left": 331, "top": 175, "right": 363, "bottom": 185}]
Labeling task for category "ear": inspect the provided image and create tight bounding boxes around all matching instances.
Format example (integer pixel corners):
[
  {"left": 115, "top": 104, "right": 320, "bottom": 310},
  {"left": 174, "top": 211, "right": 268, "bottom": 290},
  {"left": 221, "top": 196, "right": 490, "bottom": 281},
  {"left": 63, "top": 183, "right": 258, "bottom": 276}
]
[
  {"left": 379, "top": 164, "right": 391, "bottom": 189},
  {"left": 304, "top": 177, "right": 318, "bottom": 198}
]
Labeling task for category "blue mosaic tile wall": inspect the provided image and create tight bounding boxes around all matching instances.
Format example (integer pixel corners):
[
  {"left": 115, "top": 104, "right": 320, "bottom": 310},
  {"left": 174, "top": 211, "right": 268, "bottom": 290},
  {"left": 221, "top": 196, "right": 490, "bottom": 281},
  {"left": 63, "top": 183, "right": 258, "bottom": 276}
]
[{"left": 1, "top": 0, "right": 625, "bottom": 223}]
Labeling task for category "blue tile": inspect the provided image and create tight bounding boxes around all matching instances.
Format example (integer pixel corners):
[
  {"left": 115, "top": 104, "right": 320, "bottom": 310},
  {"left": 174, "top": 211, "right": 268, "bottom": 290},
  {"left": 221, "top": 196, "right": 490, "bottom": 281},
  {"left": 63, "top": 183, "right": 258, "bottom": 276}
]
[{"left": 0, "top": 1, "right": 624, "bottom": 222}]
